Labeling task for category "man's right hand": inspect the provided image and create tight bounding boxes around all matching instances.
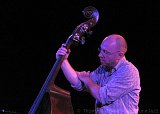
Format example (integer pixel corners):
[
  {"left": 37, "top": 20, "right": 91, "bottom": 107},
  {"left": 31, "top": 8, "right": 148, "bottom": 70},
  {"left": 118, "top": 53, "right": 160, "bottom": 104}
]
[{"left": 56, "top": 44, "right": 71, "bottom": 60}]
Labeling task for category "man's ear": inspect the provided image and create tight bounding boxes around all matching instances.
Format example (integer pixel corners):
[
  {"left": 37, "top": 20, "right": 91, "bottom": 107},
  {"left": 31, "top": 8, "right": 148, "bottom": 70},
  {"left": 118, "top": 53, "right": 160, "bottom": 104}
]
[{"left": 118, "top": 52, "right": 124, "bottom": 57}]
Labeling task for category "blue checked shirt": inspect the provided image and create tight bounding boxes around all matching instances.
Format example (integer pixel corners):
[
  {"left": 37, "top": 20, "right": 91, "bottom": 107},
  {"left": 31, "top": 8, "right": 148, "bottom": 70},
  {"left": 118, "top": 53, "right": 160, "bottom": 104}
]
[{"left": 72, "top": 57, "right": 141, "bottom": 114}]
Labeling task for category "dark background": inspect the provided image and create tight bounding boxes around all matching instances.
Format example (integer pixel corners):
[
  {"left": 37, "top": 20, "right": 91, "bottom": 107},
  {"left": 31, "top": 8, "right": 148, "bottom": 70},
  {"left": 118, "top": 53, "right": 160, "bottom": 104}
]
[{"left": 0, "top": 0, "right": 160, "bottom": 114}]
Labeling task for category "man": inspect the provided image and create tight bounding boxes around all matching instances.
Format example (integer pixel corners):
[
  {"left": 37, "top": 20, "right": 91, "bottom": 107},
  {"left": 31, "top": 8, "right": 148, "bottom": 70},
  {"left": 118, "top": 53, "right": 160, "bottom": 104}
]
[{"left": 56, "top": 34, "right": 141, "bottom": 114}]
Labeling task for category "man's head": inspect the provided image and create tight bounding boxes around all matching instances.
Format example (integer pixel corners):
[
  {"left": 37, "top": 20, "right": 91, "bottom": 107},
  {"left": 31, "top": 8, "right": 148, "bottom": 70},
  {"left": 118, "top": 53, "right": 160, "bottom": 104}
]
[{"left": 98, "top": 34, "right": 127, "bottom": 69}]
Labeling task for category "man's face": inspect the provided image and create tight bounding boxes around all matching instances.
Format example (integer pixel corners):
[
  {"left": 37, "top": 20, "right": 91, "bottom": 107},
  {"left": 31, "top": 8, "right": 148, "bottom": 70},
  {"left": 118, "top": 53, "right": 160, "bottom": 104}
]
[{"left": 98, "top": 39, "right": 120, "bottom": 68}]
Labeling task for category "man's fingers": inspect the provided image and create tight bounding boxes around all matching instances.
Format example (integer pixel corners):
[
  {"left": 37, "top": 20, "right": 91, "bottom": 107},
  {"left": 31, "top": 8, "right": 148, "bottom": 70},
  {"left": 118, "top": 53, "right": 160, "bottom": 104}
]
[
  {"left": 61, "top": 43, "right": 66, "bottom": 47},
  {"left": 77, "top": 71, "right": 90, "bottom": 77}
]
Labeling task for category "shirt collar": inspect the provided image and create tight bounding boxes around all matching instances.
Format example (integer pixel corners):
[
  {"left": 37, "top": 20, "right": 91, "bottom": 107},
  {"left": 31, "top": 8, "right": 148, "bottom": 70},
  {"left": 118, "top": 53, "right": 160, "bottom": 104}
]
[
  {"left": 114, "top": 56, "right": 126, "bottom": 70},
  {"left": 107, "top": 56, "right": 126, "bottom": 76}
]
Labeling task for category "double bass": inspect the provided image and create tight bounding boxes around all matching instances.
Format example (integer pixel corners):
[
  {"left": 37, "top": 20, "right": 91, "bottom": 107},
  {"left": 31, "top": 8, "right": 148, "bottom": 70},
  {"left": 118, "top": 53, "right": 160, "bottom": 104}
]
[{"left": 28, "top": 6, "right": 99, "bottom": 114}]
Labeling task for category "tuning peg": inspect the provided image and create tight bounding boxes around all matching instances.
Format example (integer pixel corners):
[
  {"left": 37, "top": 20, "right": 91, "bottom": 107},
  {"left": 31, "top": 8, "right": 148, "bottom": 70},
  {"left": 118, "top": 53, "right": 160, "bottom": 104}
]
[
  {"left": 81, "top": 36, "right": 85, "bottom": 45},
  {"left": 86, "top": 30, "right": 93, "bottom": 37}
]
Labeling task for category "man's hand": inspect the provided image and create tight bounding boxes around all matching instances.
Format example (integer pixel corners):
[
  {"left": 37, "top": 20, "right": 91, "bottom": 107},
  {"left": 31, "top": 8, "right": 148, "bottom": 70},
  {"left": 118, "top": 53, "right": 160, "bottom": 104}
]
[
  {"left": 77, "top": 71, "right": 91, "bottom": 84},
  {"left": 56, "top": 44, "right": 71, "bottom": 60}
]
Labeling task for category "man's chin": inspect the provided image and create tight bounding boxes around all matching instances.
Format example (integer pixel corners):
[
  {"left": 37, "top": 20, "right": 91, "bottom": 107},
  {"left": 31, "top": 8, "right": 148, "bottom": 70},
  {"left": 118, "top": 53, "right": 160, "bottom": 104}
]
[
  {"left": 101, "top": 63, "right": 107, "bottom": 67},
  {"left": 100, "top": 62, "right": 110, "bottom": 67},
  {"left": 101, "top": 63, "right": 110, "bottom": 67}
]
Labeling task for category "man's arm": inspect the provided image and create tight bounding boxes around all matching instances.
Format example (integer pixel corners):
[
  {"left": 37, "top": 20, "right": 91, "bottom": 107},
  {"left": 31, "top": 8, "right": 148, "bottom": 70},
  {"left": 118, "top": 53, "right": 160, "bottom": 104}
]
[
  {"left": 61, "top": 59, "right": 81, "bottom": 87},
  {"left": 56, "top": 46, "right": 81, "bottom": 88}
]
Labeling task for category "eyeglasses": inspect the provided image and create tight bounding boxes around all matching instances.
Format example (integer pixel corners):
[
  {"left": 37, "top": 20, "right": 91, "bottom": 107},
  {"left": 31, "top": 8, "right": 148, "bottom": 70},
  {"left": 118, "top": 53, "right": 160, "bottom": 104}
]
[{"left": 98, "top": 47, "right": 119, "bottom": 55}]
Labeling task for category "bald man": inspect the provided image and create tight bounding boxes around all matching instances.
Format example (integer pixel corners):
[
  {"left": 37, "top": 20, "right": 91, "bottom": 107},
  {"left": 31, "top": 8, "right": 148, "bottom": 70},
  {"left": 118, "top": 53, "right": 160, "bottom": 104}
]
[{"left": 56, "top": 34, "right": 141, "bottom": 114}]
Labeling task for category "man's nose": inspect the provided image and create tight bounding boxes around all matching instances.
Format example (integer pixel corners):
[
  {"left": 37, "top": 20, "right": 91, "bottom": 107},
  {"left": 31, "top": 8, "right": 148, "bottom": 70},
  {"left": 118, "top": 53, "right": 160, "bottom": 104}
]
[{"left": 98, "top": 52, "right": 103, "bottom": 57}]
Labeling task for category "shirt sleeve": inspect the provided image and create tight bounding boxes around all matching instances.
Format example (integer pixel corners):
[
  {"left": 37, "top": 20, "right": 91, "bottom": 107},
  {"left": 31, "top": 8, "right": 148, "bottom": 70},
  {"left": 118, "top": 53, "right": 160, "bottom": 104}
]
[
  {"left": 71, "top": 79, "right": 84, "bottom": 91},
  {"left": 99, "top": 65, "right": 139, "bottom": 105}
]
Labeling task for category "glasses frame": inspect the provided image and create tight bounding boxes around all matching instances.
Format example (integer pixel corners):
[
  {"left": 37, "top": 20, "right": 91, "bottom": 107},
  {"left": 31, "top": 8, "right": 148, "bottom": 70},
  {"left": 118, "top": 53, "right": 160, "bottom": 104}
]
[{"left": 98, "top": 47, "right": 120, "bottom": 55}]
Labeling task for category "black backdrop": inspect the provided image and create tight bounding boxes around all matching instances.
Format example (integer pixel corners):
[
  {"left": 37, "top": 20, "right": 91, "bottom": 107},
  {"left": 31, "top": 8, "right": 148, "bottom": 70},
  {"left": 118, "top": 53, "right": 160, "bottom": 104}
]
[{"left": 0, "top": 0, "right": 160, "bottom": 114}]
